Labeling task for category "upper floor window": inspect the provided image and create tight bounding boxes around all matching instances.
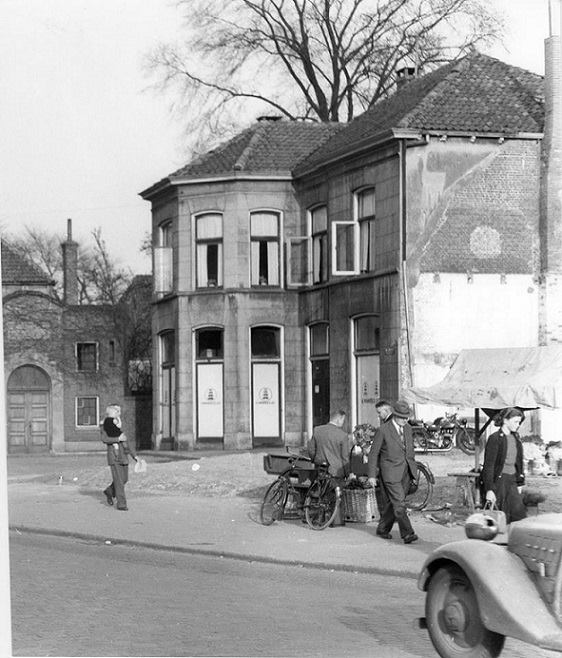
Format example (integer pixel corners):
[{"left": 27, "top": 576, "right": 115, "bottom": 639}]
[
  {"left": 310, "top": 205, "right": 328, "bottom": 284},
  {"left": 160, "top": 331, "right": 175, "bottom": 367},
  {"left": 356, "top": 187, "right": 376, "bottom": 273},
  {"left": 76, "top": 396, "right": 99, "bottom": 427},
  {"left": 196, "top": 213, "right": 223, "bottom": 288},
  {"left": 250, "top": 212, "right": 280, "bottom": 286},
  {"left": 154, "top": 220, "right": 173, "bottom": 294},
  {"left": 76, "top": 342, "right": 98, "bottom": 371}
]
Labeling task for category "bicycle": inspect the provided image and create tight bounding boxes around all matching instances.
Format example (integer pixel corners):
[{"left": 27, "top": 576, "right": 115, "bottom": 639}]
[
  {"left": 406, "top": 460, "right": 434, "bottom": 511},
  {"left": 260, "top": 454, "right": 341, "bottom": 530},
  {"left": 303, "top": 461, "right": 342, "bottom": 530}
]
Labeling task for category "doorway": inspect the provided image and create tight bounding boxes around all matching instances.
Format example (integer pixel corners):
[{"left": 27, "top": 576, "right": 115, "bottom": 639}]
[{"left": 7, "top": 366, "right": 51, "bottom": 453}]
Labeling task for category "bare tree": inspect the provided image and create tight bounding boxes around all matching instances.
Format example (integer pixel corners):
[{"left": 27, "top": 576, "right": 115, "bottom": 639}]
[
  {"left": 8, "top": 226, "right": 132, "bottom": 305},
  {"left": 147, "top": 0, "right": 503, "bottom": 149}
]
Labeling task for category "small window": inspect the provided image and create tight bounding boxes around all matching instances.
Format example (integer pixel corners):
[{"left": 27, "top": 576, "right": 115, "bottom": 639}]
[
  {"left": 196, "top": 213, "right": 223, "bottom": 288},
  {"left": 355, "top": 316, "right": 379, "bottom": 352},
  {"left": 160, "top": 331, "right": 175, "bottom": 366},
  {"left": 356, "top": 188, "right": 376, "bottom": 273},
  {"left": 310, "top": 324, "right": 329, "bottom": 356},
  {"left": 109, "top": 340, "right": 116, "bottom": 365},
  {"left": 251, "top": 326, "right": 280, "bottom": 358},
  {"left": 76, "top": 397, "right": 99, "bottom": 427},
  {"left": 331, "top": 221, "right": 358, "bottom": 275},
  {"left": 76, "top": 343, "right": 98, "bottom": 371},
  {"left": 196, "top": 328, "right": 224, "bottom": 360},
  {"left": 155, "top": 221, "right": 174, "bottom": 294},
  {"left": 251, "top": 212, "right": 280, "bottom": 286},
  {"left": 310, "top": 206, "right": 328, "bottom": 284}
]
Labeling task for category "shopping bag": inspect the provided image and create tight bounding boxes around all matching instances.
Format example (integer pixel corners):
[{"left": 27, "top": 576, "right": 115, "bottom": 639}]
[
  {"left": 134, "top": 458, "right": 147, "bottom": 474},
  {"left": 483, "top": 500, "right": 507, "bottom": 534}
]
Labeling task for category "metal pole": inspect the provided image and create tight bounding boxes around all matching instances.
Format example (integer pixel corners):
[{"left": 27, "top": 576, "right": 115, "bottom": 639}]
[{"left": 0, "top": 245, "right": 13, "bottom": 655}]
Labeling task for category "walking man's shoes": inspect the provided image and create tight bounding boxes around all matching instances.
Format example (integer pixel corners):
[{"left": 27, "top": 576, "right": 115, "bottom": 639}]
[
  {"left": 403, "top": 533, "right": 418, "bottom": 544},
  {"left": 104, "top": 491, "right": 113, "bottom": 506},
  {"left": 376, "top": 531, "right": 392, "bottom": 540},
  {"left": 117, "top": 506, "right": 128, "bottom": 511}
]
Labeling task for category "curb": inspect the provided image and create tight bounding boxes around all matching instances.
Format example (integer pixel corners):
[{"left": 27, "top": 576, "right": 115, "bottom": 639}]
[{"left": 9, "top": 524, "right": 420, "bottom": 580}]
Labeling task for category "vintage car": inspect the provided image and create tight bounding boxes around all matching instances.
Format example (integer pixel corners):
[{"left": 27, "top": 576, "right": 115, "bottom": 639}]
[{"left": 418, "top": 513, "right": 562, "bottom": 657}]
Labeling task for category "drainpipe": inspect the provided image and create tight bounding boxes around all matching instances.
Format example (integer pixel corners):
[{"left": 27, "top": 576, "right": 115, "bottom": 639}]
[{"left": 399, "top": 139, "right": 414, "bottom": 391}]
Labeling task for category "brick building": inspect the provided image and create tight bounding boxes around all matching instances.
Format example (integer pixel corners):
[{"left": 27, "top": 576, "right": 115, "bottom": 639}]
[
  {"left": 3, "top": 224, "right": 152, "bottom": 453},
  {"left": 142, "top": 48, "right": 562, "bottom": 451}
]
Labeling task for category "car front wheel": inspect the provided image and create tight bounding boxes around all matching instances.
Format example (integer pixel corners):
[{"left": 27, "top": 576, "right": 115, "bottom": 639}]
[{"left": 426, "top": 565, "right": 505, "bottom": 658}]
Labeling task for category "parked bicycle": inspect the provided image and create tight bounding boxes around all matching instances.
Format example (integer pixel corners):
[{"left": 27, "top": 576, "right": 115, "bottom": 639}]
[
  {"left": 260, "top": 452, "right": 342, "bottom": 530},
  {"left": 407, "top": 460, "right": 434, "bottom": 511},
  {"left": 409, "top": 412, "right": 475, "bottom": 455}
]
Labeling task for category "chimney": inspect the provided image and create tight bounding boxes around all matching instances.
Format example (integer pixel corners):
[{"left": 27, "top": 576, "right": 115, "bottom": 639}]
[
  {"left": 61, "top": 218, "right": 79, "bottom": 305},
  {"left": 396, "top": 66, "right": 417, "bottom": 90}
]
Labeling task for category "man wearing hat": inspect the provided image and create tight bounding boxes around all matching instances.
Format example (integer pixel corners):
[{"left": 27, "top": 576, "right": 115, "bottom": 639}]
[{"left": 368, "top": 400, "right": 419, "bottom": 544}]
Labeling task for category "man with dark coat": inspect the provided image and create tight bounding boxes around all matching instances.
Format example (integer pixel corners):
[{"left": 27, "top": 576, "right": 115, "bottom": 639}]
[
  {"left": 368, "top": 400, "right": 419, "bottom": 544},
  {"left": 307, "top": 409, "right": 350, "bottom": 526}
]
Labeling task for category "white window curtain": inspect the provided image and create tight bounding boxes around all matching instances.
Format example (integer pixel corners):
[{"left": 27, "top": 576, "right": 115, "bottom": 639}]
[
  {"left": 358, "top": 189, "right": 375, "bottom": 218},
  {"left": 251, "top": 212, "right": 278, "bottom": 236},
  {"left": 197, "top": 214, "right": 222, "bottom": 239}
]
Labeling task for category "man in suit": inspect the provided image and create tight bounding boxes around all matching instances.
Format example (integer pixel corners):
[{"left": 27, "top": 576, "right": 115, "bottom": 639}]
[{"left": 368, "top": 400, "right": 418, "bottom": 544}]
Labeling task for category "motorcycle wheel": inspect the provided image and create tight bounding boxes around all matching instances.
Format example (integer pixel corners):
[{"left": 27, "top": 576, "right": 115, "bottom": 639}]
[
  {"left": 412, "top": 427, "right": 429, "bottom": 451},
  {"left": 456, "top": 427, "right": 476, "bottom": 455},
  {"left": 426, "top": 565, "right": 505, "bottom": 658}
]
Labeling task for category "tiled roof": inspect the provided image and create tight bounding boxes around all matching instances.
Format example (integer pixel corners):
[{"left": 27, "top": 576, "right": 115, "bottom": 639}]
[
  {"left": 150, "top": 120, "right": 343, "bottom": 189},
  {"left": 295, "top": 53, "right": 544, "bottom": 174},
  {"left": 1, "top": 242, "right": 53, "bottom": 286}
]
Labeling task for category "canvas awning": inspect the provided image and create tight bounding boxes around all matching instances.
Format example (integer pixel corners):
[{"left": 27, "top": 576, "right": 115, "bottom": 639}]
[{"left": 404, "top": 346, "right": 562, "bottom": 410}]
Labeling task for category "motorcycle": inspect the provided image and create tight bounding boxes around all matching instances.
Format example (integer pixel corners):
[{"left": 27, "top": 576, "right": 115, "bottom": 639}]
[{"left": 408, "top": 412, "right": 476, "bottom": 455}]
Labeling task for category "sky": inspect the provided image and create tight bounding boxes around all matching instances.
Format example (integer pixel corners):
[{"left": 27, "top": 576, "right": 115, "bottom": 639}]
[{"left": 0, "top": 0, "right": 554, "bottom": 274}]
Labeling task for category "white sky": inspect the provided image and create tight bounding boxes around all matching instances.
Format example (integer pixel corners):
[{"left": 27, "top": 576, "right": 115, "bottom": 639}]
[{"left": 0, "top": 0, "right": 553, "bottom": 274}]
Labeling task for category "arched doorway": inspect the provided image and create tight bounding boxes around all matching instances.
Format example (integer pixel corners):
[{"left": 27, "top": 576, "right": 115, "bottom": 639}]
[{"left": 7, "top": 365, "right": 51, "bottom": 454}]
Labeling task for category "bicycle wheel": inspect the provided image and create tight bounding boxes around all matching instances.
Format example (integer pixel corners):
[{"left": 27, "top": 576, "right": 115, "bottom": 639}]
[
  {"left": 304, "top": 478, "right": 340, "bottom": 530},
  {"left": 456, "top": 426, "right": 476, "bottom": 454},
  {"left": 260, "top": 478, "right": 288, "bottom": 525},
  {"left": 407, "top": 462, "right": 433, "bottom": 511}
]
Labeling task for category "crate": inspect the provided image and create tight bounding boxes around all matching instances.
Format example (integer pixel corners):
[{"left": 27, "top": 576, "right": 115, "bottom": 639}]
[
  {"left": 342, "top": 487, "right": 378, "bottom": 523},
  {"left": 263, "top": 452, "right": 315, "bottom": 475}
]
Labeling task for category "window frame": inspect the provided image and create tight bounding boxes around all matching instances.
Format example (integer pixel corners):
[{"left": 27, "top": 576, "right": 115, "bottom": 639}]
[
  {"left": 75, "top": 396, "right": 99, "bottom": 428},
  {"left": 155, "top": 220, "right": 173, "bottom": 294},
  {"left": 308, "top": 205, "right": 328, "bottom": 284},
  {"left": 75, "top": 342, "right": 99, "bottom": 372},
  {"left": 195, "top": 212, "right": 223, "bottom": 289},
  {"left": 355, "top": 187, "right": 376, "bottom": 273},
  {"left": 250, "top": 210, "right": 281, "bottom": 288}
]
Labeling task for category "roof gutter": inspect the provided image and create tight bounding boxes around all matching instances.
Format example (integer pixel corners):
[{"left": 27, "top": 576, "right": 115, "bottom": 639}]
[{"left": 140, "top": 172, "right": 294, "bottom": 200}]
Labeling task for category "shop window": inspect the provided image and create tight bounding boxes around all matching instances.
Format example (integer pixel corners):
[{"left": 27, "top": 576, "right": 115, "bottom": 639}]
[
  {"left": 251, "top": 326, "right": 280, "bottom": 358},
  {"left": 196, "top": 328, "right": 224, "bottom": 360}
]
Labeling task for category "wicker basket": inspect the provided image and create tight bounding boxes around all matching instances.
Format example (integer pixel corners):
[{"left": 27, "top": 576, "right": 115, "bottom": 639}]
[{"left": 342, "top": 487, "right": 378, "bottom": 523}]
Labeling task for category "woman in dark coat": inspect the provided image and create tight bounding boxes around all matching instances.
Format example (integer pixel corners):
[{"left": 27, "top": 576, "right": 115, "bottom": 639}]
[{"left": 481, "top": 407, "right": 527, "bottom": 524}]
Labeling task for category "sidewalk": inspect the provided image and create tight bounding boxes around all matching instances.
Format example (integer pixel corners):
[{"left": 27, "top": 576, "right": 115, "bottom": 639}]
[{"left": 8, "top": 476, "right": 466, "bottom": 579}]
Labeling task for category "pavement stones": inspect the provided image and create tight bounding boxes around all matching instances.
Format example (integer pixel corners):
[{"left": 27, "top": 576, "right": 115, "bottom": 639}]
[{"left": 8, "top": 474, "right": 466, "bottom": 579}]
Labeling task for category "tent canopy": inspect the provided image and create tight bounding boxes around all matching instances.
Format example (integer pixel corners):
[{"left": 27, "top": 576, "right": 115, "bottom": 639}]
[{"left": 404, "top": 346, "right": 562, "bottom": 410}]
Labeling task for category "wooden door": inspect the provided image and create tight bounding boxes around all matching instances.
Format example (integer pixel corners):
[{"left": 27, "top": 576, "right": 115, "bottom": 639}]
[{"left": 7, "top": 366, "right": 50, "bottom": 454}]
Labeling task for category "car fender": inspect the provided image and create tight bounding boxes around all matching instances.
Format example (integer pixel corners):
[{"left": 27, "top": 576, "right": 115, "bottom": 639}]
[{"left": 418, "top": 539, "right": 562, "bottom": 651}]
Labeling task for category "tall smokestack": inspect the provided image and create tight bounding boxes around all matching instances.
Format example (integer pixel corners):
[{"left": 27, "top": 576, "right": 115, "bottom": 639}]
[
  {"left": 61, "top": 218, "right": 79, "bottom": 305},
  {"left": 541, "top": 0, "right": 562, "bottom": 273}
]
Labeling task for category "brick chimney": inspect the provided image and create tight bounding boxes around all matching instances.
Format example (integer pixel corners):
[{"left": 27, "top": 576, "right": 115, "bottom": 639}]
[
  {"left": 61, "top": 218, "right": 79, "bottom": 305},
  {"left": 396, "top": 66, "right": 417, "bottom": 90}
]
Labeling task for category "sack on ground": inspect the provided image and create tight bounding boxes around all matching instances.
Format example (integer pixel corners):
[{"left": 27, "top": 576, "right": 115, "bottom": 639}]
[
  {"left": 483, "top": 501, "right": 507, "bottom": 533},
  {"left": 134, "top": 458, "right": 147, "bottom": 474}
]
